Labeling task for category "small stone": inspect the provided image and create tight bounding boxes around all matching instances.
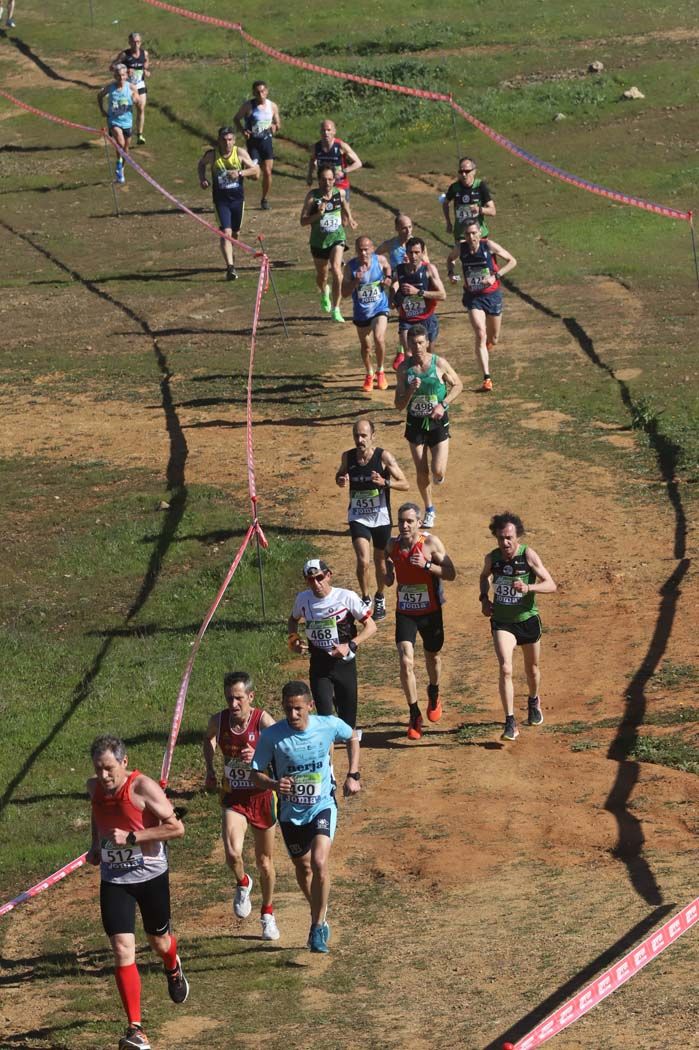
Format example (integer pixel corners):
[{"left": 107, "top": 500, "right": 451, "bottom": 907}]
[
  {"left": 553, "top": 112, "right": 567, "bottom": 122},
  {"left": 157, "top": 500, "right": 171, "bottom": 510},
  {"left": 622, "top": 86, "right": 645, "bottom": 100},
  {"left": 588, "top": 60, "right": 604, "bottom": 73}
]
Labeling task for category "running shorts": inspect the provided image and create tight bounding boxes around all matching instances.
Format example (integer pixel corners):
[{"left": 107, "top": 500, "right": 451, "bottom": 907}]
[
  {"left": 395, "top": 607, "right": 444, "bottom": 653},
  {"left": 222, "top": 789, "right": 277, "bottom": 830},
  {"left": 214, "top": 197, "right": 244, "bottom": 233},
  {"left": 280, "top": 806, "right": 337, "bottom": 858},
  {"left": 399, "top": 313, "right": 439, "bottom": 343},
  {"left": 462, "top": 289, "right": 503, "bottom": 316},
  {"left": 492, "top": 614, "right": 542, "bottom": 645},
  {"left": 100, "top": 870, "right": 171, "bottom": 937},
  {"left": 404, "top": 418, "right": 450, "bottom": 447},
  {"left": 248, "top": 136, "right": 274, "bottom": 163},
  {"left": 349, "top": 521, "right": 392, "bottom": 549}
]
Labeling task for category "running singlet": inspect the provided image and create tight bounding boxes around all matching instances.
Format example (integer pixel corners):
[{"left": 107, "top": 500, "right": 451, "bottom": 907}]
[
  {"left": 314, "top": 138, "right": 349, "bottom": 190},
  {"left": 390, "top": 534, "right": 443, "bottom": 614},
  {"left": 216, "top": 706, "right": 267, "bottom": 798},
  {"left": 385, "top": 236, "right": 408, "bottom": 273},
  {"left": 92, "top": 769, "right": 168, "bottom": 884},
  {"left": 292, "top": 586, "right": 369, "bottom": 656},
  {"left": 346, "top": 446, "right": 391, "bottom": 528},
  {"left": 490, "top": 544, "right": 539, "bottom": 623},
  {"left": 446, "top": 177, "right": 492, "bottom": 237},
  {"left": 406, "top": 353, "right": 447, "bottom": 424},
  {"left": 349, "top": 253, "right": 389, "bottom": 324},
  {"left": 395, "top": 262, "right": 437, "bottom": 323},
  {"left": 246, "top": 99, "right": 274, "bottom": 139},
  {"left": 212, "top": 146, "right": 244, "bottom": 200},
  {"left": 123, "top": 48, "right": 146, "bottom": 88},
  {"left": 251, "top": 714, "right": 353, "bottom": 824},
  {"left": 459, "top": 238, "right": 500, "bottom": 295},
  {"left": 107, "top": 82, "right": 133, "bottom": 129},
  {"left": 309, "top": 189, "right": 346, "bottom": 251}
]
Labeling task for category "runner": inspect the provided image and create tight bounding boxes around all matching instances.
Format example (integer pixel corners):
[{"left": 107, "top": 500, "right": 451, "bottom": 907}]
[
  {"left": 335, "top": 417, "right": 409, "bottom": 619},
  {"left": 442, "top": 156, "right": 496, "bottom": 243},
  {"left": 376, "top": 214, "right": 427, "bottom": 370},
  {"left": 203, "top": 671, "right": 280, "bottom": 941},
  {"left": 111, "top": 33, "right": 150, "bottom": 145},
  {"left": 307, "top": 119, "right": 362, "bottom": 199},
  {"left": 250, "top": 680, "right": 361, "bottom": 953},
  {"left": 391, "top": 236, "right": 446, "bottom": 357},
  {"left": 447, "top": 219, "right": 517, "bottom": 392},
  {"left": 300, "top": 165, "right": 357, "bottom": 323},
  {"left": 384, "top": 503, "right": 456, "bottom": 740},
  {"left": 233, "top": 80, "right": 280, "bottom": 210},
  {"left": 87, "top": 735, "right": 188, "bottom": 1050},
  {"left": 479, "top": 512, "right": 557, "bottom": 741},
  {"left": 341, "top": 236, "right": 393, "bottom": 391},
  {"left": 288, "top": 557, "right": 377, "bottom": 729},
  {"left": 394, "top": 325, "right": 463, "bottom": 529},
  {"left": 198, "top": 126, "right": 259, "bottom": 281},
  {"left": 97, "top": 64, "right": 139, "bottom": 185}
]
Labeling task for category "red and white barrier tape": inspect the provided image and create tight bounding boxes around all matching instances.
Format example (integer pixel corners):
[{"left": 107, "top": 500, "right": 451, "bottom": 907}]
[
  {"left": 503, "top": 896, "right": 699, "bottom": 1049},
  {"left": 0, "top": 854, "right": 88, "bottom": 918}
]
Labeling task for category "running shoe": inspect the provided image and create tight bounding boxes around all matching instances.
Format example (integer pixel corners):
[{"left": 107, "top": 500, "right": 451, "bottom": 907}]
[
  {"left": 261, "top": 198, "right": 270, "bottom": 210},
  {"left": 114, "top": 165, "right": 126, "bottom": 185},
  {"left": 361, "top": 594, "right": 372, "bottom": 611},
  {"left": 407, "top": 709, "right": 423, "bottom": 740},
  {"left": 136, "top": 134, "right": 146, "bottom": 145},
  {"left": 309, "top": 923, "right": 329, "bottom": 953},
  {"left": 362, "top": 373, "right": 375, "bottom": 392},
  {"left": 322, "top": 920, "right": 331, "bottom": 944},
  {"left": 261, "top": 913, "right": 281, "bottom": 941},
  {"left": 392, "top": 351, "right": 405, "bottom": 370},
  {"left": 376, "top": 370, "right": 388, "bottom": 391},
  {"left": 481, "top": 378, "right": 493, "bottom": 392},
  {"left": 226, "top": 265, "right": 238, "bottom": 281},
  {"left": 501, "top": 715, "right": 519, "bottom": 741},
  {"left": 119, "top": 1025, "right": 151, "bottom": 1050},
  {"left": 426, "top": 686, "right": 442, "bottom": 723},
  {"left": 373, "top": 593, "right": 386, "bottom": 620},
  {"left": 331, "top": 307, "right": 345, "bottom": 323},
  {"left": 486, "top": 340, "right": 494, "bottom": 351},
  {"left": 422, "top": 507, "right": 436, "bottom": 529},
  {"left": 166, "top": 955, "right": 190, "bottom": 1004},
  {"left": 234, "top": 875, "right": 253, "bottom": 918},
  {"left": 527, "top": 697, "right": 544, "bottom": 726},
  {"left": 7, "top": 18, "right": 16, "bottom": 27},
  {"left": 320, "top": 286, "right": 331, "bottom": 313}
]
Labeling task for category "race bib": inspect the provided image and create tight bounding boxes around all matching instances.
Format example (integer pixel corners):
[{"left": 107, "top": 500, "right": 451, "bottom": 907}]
[
  {"left": 101, "top": 839, "right": 144, "bottom": 871},
  {"left": 216, "top": 170, "right": 240, "bottom": 191},
  {"left": 350, "top": 487, "right": 380, "bottom": 511},
  {"left": 398, "top": 583, "right": 430, "bottom": 611},
  {"left": 306, "top": 615, "right": 339, "bottom": 650},
  {"left": 252, "top": 119, "right": 272, "bottom": 137},
  {"left": 320, "top": 210, "right": 341, "bottom": 233},
  {"left": 409, "top": 394, "right": 438, "bottom": 418},
  {"left": 224, "top": 758, "right": 253, "bottom": 790},
  {"left": 494, "top": 575, "right": 523, "bottom": 605},
  {"left": 128, "top": 70, "right": 144, "bottom": 84},
  {"left": 402, "top": 295, "right": 426, "bottom": 318},
  {"left": 465, "top": 268, "right": 491, "bottom": 292},
  {"left": 288, "top": 771, "right": 322, "bottom": 806},
  {"left": 456, "top": 203, "right": 477, "bottom": 223},
  {"left": 357, "top": 281, "right": 381, "bottom": 305}
]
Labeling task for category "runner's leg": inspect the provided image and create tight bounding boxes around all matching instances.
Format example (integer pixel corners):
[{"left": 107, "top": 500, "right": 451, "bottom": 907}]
[
  {"left": 468, "top": 307, "right": 489, "bottom": 377},
  {"left": 221, "top": 807, "right": 249, "bottom": 884},
  {"left": 252, "top": 825, "right": 276, "bottom": 909},
  {"left": 485, "top": 311, "right": 502, "bottom": 350},
  {"left": 328, "top": 244, "right": 344, "bottom": 310},
  {"left": 313, "top": 257, "right": 329, "bottom": 295},
  {"left": 136, "top": 95, "right": 146, "bottom": 137},
  {"left": 493, "top": 629, "right": 518, "bottom": 717},
  {"left": 261, "top": 158, "right": 273, "bottom": 201},
  {"left": 308, "top": 834, "right": 332, "bottom": 925},
  {"left": 430, "top": 436, "right": 449, "bottom": 486},
  {"left": 398, "top": 640, "right": 419, "bottom": 707},
  {"left": 356, "top": 325, "right": 374, "bottom": 377},
  {"left": 373, "top": 314, "right": 388, "bottom": 374},
  {"left": 372, "top": 544, "right": 387, "bottom": 597},
  {"left": 292, "top": 852, "right": 313, "bottom": 905},
  {"left": 352, "top": 534, "right": 372, "bottom": 597},
  {"left": 425, "top": 648, "right": 441, "bottom": 692},
  {"left": 409, "top": 440, "right": 432, "bottom": 513},
  {"left": 522, "top": 639, "right": 541, "bottom": 699}
]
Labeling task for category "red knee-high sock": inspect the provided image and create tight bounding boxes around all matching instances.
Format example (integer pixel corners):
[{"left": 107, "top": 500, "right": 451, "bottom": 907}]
[
  {"left": 158, "top": 933, "right": 178, "bottom": 971},
  {"left": 114, "top": 963, "right": 141, "bottom": 1025}
]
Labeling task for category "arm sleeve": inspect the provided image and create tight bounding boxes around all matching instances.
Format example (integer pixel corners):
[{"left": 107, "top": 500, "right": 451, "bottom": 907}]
[
  {"left": 331, "top": 716, "right": 354, "bottom": 743},
  {"left": 345, "top": 589, "right": 371, "bottom": 622}
]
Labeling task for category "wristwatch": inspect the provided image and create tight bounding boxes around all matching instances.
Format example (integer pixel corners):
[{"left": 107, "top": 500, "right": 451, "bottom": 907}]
[
  {"left": 346, "top": 771, "right": 361, "bottom": 781},
  {"left": 126, "top": 831, "right": 137, "bottom": 846},
  {"left": 425, "top": 559, "right": 433, "bottom": 571}
]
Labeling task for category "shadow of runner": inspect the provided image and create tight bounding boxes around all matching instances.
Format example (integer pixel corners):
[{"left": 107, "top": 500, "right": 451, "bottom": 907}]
[{"left": 0, "top": 220, "right": 188, "bottom": 815}]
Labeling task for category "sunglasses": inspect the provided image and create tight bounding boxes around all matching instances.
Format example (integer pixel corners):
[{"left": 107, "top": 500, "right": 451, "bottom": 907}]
[
  {"left": 306, "top": 572, "right": 327, "bottom": 582},
  {"left": 459, "top": 168, "right": 476, "bottom": 174}
]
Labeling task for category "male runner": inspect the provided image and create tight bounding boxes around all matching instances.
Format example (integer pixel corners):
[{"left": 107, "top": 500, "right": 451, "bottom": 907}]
[
  {"left": 251, "top": 680, "right": 361, "bottom": 953},
  {"left": 198, "top": 126, "right": 259, "bottom": 281},
  {"left": 442, "top": 156, "right": 496, "bottom": 242},
  {"left": 87, "top": 735, "right": 188, "bottom": 1050},
  {"left": 479, "top": 512, "right": 557, "bottom": 741},
  {"left": 288, "top": 558, "right": 377, "bottom": 729},
  {"left": 300, "top": 165, "right": 357, "bottom": 323},
  {"left": 392, "top": 236, "right": 446, "bottom": 357},
  {"left": 335, "top": 417, "right": 409, "bottom": 619},
  {"left": 341, "top": 235, "right": 393, "bottom": 391},
  {"left": 111, "top": 33, "right": 150, "bottom": 144},
  {"left": 447, "top": 219, "right": 517, "bottom": 392},
  {"left": 377, "top": 215, "right": 427, "bottom": 370},
  {"left": 307, "top": 119, "right": 362, "bottom": 198},
  {"left": 203, "top": 671, "right": 280, "bottom": 941},
  {"left": 97, "top": 64, "right": 139, "bottom": 185},
  {"left": 394, "top": 326, "right": 463, "bottom": 529},
  {"left": 385, "top": 503, "right": 456, "bottom": 739},
  {"left": 234, "top": 80, "right": 280, "bottom": 209}
]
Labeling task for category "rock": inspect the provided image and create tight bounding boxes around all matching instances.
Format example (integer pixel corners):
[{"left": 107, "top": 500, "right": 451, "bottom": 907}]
[
  {"left": 157, "top": 500, "right": 171, "bottom": 511},
  {"left": 553, "top": 112, "right": 567, "bottom": 121},
  {"left": 622, "top": 86, "right": 645, "bottom": 100},
  {"left": 588, "top": 60, "right": 604, "bottom": 73}
]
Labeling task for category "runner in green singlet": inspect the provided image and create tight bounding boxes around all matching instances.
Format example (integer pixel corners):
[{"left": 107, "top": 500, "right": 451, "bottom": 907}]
[
  {"left": 442, "top": 156, "right": 496, "bottom": 242},
  {"left": 300, "top": 165, "right": 357, "bottom": 323}
]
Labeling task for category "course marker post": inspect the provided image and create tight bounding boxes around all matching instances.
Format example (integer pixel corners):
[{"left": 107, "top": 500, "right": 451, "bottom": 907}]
[
  {"left": 257, "top": 235, "right": 289, "bottom": 338},
  {"left": 101, "top": 131, "right": 120, "bottom": 218},
  {"left": 689, "top": 212, "right": 698, "bottom": 290}
]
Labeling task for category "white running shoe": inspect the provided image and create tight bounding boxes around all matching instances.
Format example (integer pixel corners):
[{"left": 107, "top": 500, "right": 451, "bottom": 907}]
[
  {"left": 233, "top": 875, "right": 253, "bottom": 918},
  {"left": 261, "top": 913, "right": 281, "bottom": 941},
  {"left": 422, "top": 507, "right": 436, "bottom": 529}
]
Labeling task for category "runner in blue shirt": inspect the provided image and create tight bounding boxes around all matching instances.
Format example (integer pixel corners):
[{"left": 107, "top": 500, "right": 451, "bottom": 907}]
[
  {"left": 341, "top": 236, "right": 392, "bottom": 393},
  {"left": 251, "top": 681, "right": 360, "bottom": 954}
]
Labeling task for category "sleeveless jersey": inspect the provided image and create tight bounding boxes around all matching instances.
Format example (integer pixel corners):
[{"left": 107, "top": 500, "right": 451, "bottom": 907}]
[
  {"left": 123, "top": 48, "right": 146, "bottom": 87},
  {"left": 446, "top": 177, "right": 491, "bottom": 237},
  {"left": 349, "top": 253, "right": 389, "bottom": 324},
  {"left": 385, "top": 236, "right": 408, "bottom": 273},
  {"left": 395, "top": 262, "right": 437, "bottom": 323},
  {"left": 216, "top": 706, "right": 267, "bottom": 799},
  {"left": 314, "top": 138, "right": 349, "bottom": 190},
  {"left": 212, "top": 145, "right": 244, "bottom": 200},
  {"left": 346, "top": 446, "right": 391, "bottom": 528},
  {"left": 490, "top": 544, "right": 539, "bottom": 623},
  {"left": 459, "top": 238, "right": 500, "bottom": 295},
  {"left": 390, "top": 533, "right": 443, "bottom": 615},
  {"left": 92, "top": 769, "right": 168, "bottom": 884},
  {"left": 406, "top": 353, "right": 447, "bottom": 426},
  {"left": 309, "top": 189, "right": 346, "bottom": 251},
  {"left": 246, "top": 99, "right": 274, "bottom": 139},
  {"left": 107, "top": 82, "right": 133, "bottom": 129}
]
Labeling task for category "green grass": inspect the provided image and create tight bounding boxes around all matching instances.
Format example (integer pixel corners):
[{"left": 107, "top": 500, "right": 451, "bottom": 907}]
[{"left": 629, "top": 733, "right": 699, "bottom": 775}]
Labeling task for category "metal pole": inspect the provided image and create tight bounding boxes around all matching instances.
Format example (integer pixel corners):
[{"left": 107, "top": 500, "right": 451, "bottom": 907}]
[
  {"left": 254, "top": 526, "right": 267, "bottom": 619},
  {"left": 102, "top": 134, "right": 120, "bottom": 218},
  {"left": 689, "top": 213, "right": 699, "bottom": 291},
  {"left": 257, "top": 236, "right": 289, "bottom": 337},
  {"left": 450, "top": 102, "right": 462, "bottom": 166}
]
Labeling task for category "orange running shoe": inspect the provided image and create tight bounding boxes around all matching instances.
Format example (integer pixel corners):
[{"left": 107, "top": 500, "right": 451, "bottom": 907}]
[
  {"left": 392, "top": 351, "right": 405, "bottom": 370},
  {"left": 407, "top": 709, "right": 423, "bottom": 740},
  {"left": 376, "top": 370, "right": 388, "bottom": 390},
  {"left": 362, "top": 373, "right": 375, "bottom": 392},
  {"left": 426, "top": 686, "right": 442, "bottom": 723},
  {"left": 481, "top": 378, "right": 493, "bottom": 392}
]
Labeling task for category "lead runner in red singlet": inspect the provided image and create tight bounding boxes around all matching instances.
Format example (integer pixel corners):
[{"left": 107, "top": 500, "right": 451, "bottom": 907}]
[
  {"left": 87, "top": 735, "right": 188, "bottom": 1050},
  {"left": 203, "top": 671, "right": 280, "bottom": 940}
]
